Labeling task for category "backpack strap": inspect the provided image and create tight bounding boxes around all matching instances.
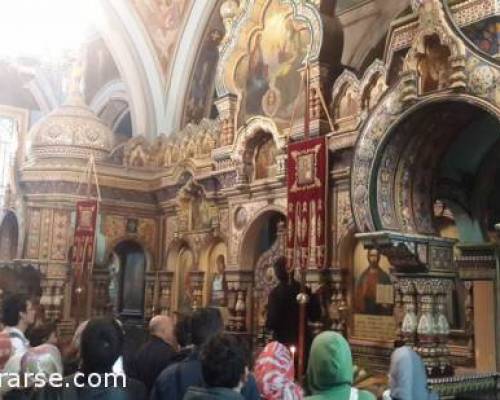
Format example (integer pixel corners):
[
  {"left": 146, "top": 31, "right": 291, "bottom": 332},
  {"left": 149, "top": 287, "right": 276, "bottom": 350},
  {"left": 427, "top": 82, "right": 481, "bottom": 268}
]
[{"left": 7, "top": 331, "right": 25, "bottom": 341}]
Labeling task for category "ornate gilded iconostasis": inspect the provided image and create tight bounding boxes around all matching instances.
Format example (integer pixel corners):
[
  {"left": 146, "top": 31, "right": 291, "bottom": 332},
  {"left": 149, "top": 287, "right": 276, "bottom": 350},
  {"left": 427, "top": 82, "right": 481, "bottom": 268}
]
[{"left": 0, "top": 0, "right": 499, "bottom": 396}]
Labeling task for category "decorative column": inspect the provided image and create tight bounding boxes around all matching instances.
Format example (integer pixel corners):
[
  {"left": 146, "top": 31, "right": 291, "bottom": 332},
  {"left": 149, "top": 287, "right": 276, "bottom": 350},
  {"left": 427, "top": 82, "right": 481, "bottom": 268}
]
[
  {"left": 329, "top": 266, "right": 348, "bottom": 334},
  {"left": 291, "top": 62, "right": 335, "bottom": 139},
  {"left": 414, "top": 279, "right": 439, "bottom": 376},
  {"left": 158, "top": 271, "right": 174, "bottom": 315},
  {"left": 39, "top": 263, "right": 67, "bottom": 322},
  {"left": 397, "top": 278, "right": 417, "bottom": 346},
  {"left": 463, "top": 281, "right": 474, "bottom": 353},
  {"left": 189, "top": 271, "right": 205, "bottom": 311},
  {"left": 434, "top": 280, "right": 453, "bottom": 376},
  {"left": 225, "top": 270, "right": 253, "bottom": 334},
  {"left": 215, "top": 94, "right": 238, "bottom": 147},
  {"left": 308, "top": 62, "right": 335, "bottom": 136}
]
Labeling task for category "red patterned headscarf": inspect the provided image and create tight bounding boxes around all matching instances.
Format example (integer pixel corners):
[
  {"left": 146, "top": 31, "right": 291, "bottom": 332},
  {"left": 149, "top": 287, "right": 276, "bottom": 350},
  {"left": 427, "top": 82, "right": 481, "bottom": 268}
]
[{"left": 254, "top": 341, "right": 304, "bottom": 400}]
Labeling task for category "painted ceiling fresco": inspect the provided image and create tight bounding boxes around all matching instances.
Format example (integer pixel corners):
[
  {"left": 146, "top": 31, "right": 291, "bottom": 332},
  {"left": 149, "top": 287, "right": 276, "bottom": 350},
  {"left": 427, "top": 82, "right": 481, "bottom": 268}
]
[
  {"left": 132, "top": 0, "right": 192, "bottom": 81},
  {"left": 182, "top": 1, "right": 223, "bottom": 127},
  {"left": 233, "top": 1, "right": 311, "bottom": 128}
]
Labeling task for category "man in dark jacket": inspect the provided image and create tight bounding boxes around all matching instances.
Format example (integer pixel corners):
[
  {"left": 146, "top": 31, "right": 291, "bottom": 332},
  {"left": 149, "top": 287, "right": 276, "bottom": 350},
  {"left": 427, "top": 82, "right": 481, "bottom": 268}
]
[
  {"left": 151, "top": 308, "right": 259, "bottom": 400},
  {"left": 184, "top": 333, "right": 246, "bottom": 400},
  {"left": 265, "top": 257, "right": 301, "bottom": 345},
  {"left": 33, "top": 318, "right": 146, "bottom": 400},
  {"left": 129, "top": 315, "right": 177, "bottom": 392}
]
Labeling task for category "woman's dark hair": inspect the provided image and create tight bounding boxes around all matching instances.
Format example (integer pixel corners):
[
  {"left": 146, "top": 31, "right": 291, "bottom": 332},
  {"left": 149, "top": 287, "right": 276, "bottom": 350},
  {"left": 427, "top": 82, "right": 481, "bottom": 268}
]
[
  {"left": 80, "top": 318, "right": 124, "bottom": 374},
  {"left": 191, "top": 307, "right": 223, "bottom": 347},
  {"left": 200, "top": 333, "right": 246, "bottom": 388},
  {"left": 174, "top": 313, "right": 192, "bottom": 348}
]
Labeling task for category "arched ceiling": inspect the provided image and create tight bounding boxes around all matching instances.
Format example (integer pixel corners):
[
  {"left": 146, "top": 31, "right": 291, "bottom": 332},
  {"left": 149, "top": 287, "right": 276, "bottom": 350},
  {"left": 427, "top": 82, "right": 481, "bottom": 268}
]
[{"left": 0, "top": 0, "right": 416, "bottom": 139}]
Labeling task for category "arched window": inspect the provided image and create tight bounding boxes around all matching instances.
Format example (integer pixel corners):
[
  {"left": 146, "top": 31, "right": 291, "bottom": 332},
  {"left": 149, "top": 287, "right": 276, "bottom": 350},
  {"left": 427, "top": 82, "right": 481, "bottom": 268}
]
[{"left": 0, "top": 115, "right": 17, "bottom": 207}]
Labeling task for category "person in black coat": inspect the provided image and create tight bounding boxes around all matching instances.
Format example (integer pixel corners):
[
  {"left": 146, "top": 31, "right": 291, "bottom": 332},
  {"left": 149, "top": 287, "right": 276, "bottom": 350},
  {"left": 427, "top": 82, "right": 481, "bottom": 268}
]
[
  {"left": 129, "top": 315, "right": 177, "bottom": 393},
  {"left": 265, "top": 257, "right": 301, "bottom": 345},
  {"left": 150, "top": 307, "right": 259, "bottom": 400}
]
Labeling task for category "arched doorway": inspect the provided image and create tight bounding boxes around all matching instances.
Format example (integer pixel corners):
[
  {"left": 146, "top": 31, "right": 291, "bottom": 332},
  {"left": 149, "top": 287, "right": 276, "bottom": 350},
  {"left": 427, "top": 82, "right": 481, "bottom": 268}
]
[
  {"left": 0, "top": 211, "right": 19, "bottom": 261},
  {"left": 113, "top": 240, "right": 146, "bottom": 321},
  {"left": 240, "top": 209, "right": 286, "bottom": 270},
  {"left": 352, "top": 97, "right": 500, "bottom": 372},
  {"left": 166, "top": 241, "right": 196, "bottom": 314},
  {"left": 239, "top": 208, "right": 286, "bottom": 344}
]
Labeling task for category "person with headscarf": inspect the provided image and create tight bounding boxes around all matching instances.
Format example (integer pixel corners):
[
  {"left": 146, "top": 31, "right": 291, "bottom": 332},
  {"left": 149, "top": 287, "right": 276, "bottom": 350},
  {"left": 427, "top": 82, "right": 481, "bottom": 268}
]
[
  {"left": 382, "top": 346, "right": 438, "bottom": 400},
  {"left": 254, "top": 341, "right": 303, "bottom": 400},
  {"left": 1, "top": 344, "right": 63, "bottom": 400},
  {"left": 306, "top": 331, "right": 375, "bottom": 400}
]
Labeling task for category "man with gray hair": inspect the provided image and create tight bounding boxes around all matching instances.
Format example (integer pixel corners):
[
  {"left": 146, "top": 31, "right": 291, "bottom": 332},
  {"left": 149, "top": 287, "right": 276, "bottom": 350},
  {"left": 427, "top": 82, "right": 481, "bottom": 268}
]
[{"left": 130, "top": 315, "right": 177, "bottom": 393}]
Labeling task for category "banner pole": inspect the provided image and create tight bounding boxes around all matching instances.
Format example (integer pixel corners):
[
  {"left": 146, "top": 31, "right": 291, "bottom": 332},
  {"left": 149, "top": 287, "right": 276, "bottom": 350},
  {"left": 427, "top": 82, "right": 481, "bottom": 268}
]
[{"left": 297, "top": 53, "right": 311, "bottom": 383}]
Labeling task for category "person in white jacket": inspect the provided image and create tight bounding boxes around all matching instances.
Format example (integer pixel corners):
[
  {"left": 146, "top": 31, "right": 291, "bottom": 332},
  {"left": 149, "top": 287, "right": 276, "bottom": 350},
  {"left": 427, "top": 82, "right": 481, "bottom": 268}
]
[
  {"left": 1, "top": 294, "right": 35, "bottom": 356},
  {"left": 0, "top": 294, "right": 36, "bottom": 398}
]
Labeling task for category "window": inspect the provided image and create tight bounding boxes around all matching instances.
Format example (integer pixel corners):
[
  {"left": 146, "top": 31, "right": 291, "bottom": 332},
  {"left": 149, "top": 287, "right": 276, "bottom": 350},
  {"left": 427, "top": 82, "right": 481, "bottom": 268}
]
[{"left": 0, "top": 116, "right": 17, "bottom": 207}]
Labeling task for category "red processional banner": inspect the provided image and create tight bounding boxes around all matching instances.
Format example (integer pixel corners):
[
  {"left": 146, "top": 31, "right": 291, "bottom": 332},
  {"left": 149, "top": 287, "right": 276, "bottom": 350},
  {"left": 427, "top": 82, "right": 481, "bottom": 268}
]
[
  {"left": 72, "top": 200, "right": 98, "bottom": 285},
  {"left": 286, "top": 136, "right": 328, "bottom": 270}
]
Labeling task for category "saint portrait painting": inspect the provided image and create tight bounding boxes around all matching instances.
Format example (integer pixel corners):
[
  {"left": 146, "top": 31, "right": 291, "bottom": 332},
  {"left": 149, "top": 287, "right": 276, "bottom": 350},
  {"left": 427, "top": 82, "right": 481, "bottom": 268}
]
[{"left": 354, "top": 248, "right": 393, "bottom": 316}]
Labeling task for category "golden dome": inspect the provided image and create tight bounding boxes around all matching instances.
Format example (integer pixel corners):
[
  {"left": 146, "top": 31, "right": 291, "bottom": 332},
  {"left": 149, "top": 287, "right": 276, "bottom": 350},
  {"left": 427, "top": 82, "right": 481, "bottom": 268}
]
[{"left": 28, "top": 66, "right": 113, "bottom": 161}]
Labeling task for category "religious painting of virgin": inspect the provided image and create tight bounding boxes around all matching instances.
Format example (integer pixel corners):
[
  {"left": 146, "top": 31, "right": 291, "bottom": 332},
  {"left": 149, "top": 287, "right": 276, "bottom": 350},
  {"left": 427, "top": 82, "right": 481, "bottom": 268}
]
[
  {"left": 178, "top": 247, "right": 194, "bottom": 313},
  {"left": 254, "top": 138, "right": 277, "bottom": 180},
  {"left": 236, "top": 2, "right": 311, "bottom": 127}
]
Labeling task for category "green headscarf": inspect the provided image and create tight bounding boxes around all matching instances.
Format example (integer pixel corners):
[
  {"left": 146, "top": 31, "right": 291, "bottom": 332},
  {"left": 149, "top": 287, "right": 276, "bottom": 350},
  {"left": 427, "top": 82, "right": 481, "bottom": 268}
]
[{"left": 306, "top": 331, "right": 353, "bottom": 399}]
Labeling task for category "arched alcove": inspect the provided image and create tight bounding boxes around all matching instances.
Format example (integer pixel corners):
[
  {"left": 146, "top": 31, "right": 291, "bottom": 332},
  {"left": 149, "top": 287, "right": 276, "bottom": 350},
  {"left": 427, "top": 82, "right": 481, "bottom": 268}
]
[
  {"left": 0, "top": 211, "right": 19, "bottom": 261},
  {"left": 166, "top": 240, "right": 196, "bottom": 313},
  {"left": 113, "top": 240, "right": 146, "bottom": 320},
  {"left": 354, "top": 98, "right": 500, "bottom": 237},
  {"left": 239, "top": 209, "right": 286, "bottom": 271},
  {"left": 199, "top": 240, "right": 228, "bottom": 307}
]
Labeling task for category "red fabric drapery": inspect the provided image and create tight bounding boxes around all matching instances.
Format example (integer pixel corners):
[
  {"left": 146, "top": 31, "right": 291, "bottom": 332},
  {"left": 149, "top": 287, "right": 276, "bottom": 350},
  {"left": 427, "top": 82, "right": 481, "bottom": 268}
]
[
  {"left": 72, "top": 200, "right": 98, "bottom": 286},
  {"left": 286, "top": 136, "right": 328, "bottom": 270}
]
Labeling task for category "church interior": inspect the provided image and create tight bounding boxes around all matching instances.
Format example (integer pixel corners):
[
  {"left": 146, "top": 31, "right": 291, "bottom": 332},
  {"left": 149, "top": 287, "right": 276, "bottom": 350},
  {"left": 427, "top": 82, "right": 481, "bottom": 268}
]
[{"left": 0, "top": 0, "right": 499, "bottom": 398}]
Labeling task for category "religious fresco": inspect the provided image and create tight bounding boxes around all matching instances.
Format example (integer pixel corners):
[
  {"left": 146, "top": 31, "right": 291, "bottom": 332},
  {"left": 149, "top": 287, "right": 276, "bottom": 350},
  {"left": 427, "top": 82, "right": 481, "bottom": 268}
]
[
  {"left": 234, "top": 1, "right": 311, "bottom": 127},
  {"left": 207, "top": 242, "right": 228, "bottom": 307},
  {"left": 178, "top": 247, "right": 194, "bottom": 313},
  {"left": 352, "top": 242, "right": 395, "bottom": 340},
  {"left": 416, "top": 35, "right": 451, "bottom": 93},
  {"left": 254, "top": 137, "right": 277, "bottom": 180},
  {"left": 132, "top": 0, "right": 191, "bottom": 78},
  {"left": 177, "top": 179, "right": 215, "bottom": 232},
  {"left": 461, "top": 18, "right": 499, "bottom": 57},
  {"left": 353, "top": 247, "right": 393, "bottom": 316},
  {"left": 182, "top": 2, "right": 223, "bottom": 126}
]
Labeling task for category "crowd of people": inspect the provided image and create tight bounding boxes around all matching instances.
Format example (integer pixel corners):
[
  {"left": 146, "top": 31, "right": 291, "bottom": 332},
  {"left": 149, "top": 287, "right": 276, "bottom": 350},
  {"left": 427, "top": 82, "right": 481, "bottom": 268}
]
[{"left": 0, "top": 287, "right": 438, "bottom": 399}]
